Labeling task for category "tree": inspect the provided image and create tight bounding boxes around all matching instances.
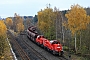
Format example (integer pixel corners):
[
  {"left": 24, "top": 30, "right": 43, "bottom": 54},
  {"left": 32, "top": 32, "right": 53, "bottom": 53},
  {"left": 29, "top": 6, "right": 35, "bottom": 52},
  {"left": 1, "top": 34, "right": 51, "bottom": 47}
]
[
  {"left": 0, "top": 20, "right": 7, "bottom": 57},
  {"left": 64, "top": 4, "right": 90, "bottom": 52},
  {"left": 26, "top": 17, "right": 33, "bottom": 27},
  {"left": 5, "top": 17, "right": 13, "bottom": 29},
  {"left": 54, "top": 7, "right": 66, "bottom": 44},
  {"left": 16, "top": 23, "right": 24, "bottom": 33},
  {"left": 0, "top": 20, "right": 7, "bottom": 36},
  {"left": 33, "top": 15, "right": 38, "bottom": 24},
  {"left": 13, "top": 13, "right": 24, "bottom": 32},
  {"left": 38, "top": 7, "right": 56, "bottom": 39}
]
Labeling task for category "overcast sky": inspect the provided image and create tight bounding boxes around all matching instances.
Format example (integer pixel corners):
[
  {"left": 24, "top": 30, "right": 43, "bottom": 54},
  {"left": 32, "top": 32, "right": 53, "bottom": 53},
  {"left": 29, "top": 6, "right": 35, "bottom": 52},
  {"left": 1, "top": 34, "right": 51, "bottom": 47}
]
[{"left": 0, "top": 0, "right": 90, "bottom": 18}]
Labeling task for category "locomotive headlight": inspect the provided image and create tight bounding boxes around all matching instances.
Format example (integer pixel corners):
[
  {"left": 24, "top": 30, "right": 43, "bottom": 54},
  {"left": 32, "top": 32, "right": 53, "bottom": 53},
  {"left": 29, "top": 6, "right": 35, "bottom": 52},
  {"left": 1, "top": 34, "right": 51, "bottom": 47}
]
[
  {"left": 57, "top": 47, "right": 60, "bottom": 48},
  {"left": 57, "top": 44, "right": 61, "bottom": 49}
]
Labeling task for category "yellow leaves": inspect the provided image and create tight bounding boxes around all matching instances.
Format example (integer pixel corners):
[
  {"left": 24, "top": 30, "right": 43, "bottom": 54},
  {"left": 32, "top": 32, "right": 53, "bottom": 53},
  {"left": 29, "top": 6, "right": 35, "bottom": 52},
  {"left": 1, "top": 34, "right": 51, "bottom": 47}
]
[
  {"left": 64, "top": 4, "right": 90, "bottom": 35},
  {"left": 0, "top": 56, "right": 4, "bottom": 59},
  {"left": 0, "top": 20, "right": 7, "bottom": 57},
  {"left": 0, "top": 20, "right": 7, "bottom": 36},
  {"left": 5, "top": 17, "right": 13, "bottom": 29},
  {"left": 16, "top": 23, "right": 24, "bottom": 33},
  {"left": 37, "top": 8, "right": 55, "bottom": 33},
  {"left": 38, "top": 11, "right": 42, "bottom": 16},
  {"left": 6, "top": 18, "right": 13, "bottom": 24},
  {"left": 62, "top": 21, "right": 68, "bottom": 30},
  {"left": 13, "top": 13, "right": 25, "bottom": 33}
]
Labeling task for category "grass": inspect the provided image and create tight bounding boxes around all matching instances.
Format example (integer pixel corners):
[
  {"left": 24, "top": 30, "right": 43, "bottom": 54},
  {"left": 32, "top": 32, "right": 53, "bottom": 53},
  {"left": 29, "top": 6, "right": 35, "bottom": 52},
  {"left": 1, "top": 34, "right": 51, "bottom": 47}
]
[{"left": 63, "top": 46, "right": 90, "bottom": 60}]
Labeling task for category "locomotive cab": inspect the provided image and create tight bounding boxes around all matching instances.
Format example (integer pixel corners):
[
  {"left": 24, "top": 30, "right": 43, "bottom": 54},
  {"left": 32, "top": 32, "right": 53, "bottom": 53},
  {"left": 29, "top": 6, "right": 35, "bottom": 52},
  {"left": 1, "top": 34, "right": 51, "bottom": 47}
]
[
  {"left": 50, "top": 40, "right": 60, "bottom": 44},
  {"left": 50, "top": 40, "right": 63, "bottom": 56}
]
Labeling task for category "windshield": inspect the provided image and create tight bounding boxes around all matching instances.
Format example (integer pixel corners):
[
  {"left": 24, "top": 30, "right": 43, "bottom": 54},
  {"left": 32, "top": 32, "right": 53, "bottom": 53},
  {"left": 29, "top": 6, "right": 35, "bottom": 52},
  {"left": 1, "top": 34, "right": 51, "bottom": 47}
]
[{"left": 50, "top": 40, "right": 60, "bottom": 44}]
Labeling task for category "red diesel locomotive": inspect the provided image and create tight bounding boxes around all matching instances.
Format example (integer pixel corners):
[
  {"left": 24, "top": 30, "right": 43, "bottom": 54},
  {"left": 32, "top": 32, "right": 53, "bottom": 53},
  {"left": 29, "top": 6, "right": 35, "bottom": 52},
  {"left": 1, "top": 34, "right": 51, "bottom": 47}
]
[{"left": 27, "top": 26, "right": 64, "bottom": 56}]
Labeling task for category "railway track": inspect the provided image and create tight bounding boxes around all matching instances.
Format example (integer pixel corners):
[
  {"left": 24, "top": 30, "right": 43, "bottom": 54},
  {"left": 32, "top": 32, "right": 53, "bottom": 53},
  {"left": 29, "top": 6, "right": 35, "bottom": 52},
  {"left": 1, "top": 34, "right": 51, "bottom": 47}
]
[
  {"left": 20, "top": 33, "right": 69, "bottom": 60},
  {"left": 19, "top": 35, "right": 48, "bottom": 60},
  {"left": 58, "top": 56, "right": 68, "bottom": 60},
  {"left": 8, "top": 31, "right": 30, "bottom": 60},
  {"left": 8, "top": 30, "right": 69, "bottom": 60}
]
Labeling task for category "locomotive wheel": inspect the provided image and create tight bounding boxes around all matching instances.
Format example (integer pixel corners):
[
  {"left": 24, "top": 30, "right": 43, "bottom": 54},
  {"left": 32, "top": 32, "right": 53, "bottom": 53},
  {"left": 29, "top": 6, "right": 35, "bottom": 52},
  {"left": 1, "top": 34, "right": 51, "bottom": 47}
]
[
  {"left": 41, "top": 44, "right": 44, "bottom": 48},
  {"left": 53, "top": 50, "right": 56, "bottom": 55},
  {"left": 37, "top": 42, "right": 40, "bottom": 45},
  {"left": 44, "top": 46, "right": 47, "bottom": 50},
  {"left": 59, "top": 51, "right": 64, "bottom": 56},
  {"left": 47, "top": 48, "right": 50, "bottom": 51}
]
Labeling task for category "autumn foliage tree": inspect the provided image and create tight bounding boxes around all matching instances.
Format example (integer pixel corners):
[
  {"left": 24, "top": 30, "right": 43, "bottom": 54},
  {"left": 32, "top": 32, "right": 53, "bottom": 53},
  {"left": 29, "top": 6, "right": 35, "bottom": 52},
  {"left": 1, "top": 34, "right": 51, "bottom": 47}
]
[
  {"left": 64, "top": 4, "right": 90, "bottom": 52},
  {"left": 16, "top": 23, "right": 24, "bottom": 33},
  {"left": 5, "top": 17, "right": 13, "bottom": 29},
  {"left": 0, "top": 20, "right": 7, "bottom": 58},
  {"left": 0, "top": 20, "right": 7, "bottom": 36},
  {"left": 13, "top": 13, "right": 24, "bottom": 33},
  {"left": 38, "top": 7, "right": 56, "bottom": 39}
]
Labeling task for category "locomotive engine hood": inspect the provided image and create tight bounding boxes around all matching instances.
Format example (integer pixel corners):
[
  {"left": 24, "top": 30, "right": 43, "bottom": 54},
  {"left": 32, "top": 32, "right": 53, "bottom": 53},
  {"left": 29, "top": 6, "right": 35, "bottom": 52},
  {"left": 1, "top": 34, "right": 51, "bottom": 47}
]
[{"left": 50, "top": 40, "right": 63, "bottom": 52}]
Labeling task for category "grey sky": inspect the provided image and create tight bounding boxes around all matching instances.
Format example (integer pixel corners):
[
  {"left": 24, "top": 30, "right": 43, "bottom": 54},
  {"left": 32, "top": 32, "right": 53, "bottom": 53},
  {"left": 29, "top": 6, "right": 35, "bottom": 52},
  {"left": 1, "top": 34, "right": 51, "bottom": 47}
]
[{"left": 0, "top": 0, "right": 90, "bottom": 18}]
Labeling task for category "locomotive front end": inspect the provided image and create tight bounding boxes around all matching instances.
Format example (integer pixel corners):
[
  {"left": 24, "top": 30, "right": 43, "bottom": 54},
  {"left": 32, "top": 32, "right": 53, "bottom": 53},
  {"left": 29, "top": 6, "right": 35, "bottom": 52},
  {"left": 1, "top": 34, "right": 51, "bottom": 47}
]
[{"left": 50, "top": 40, "right": 64, "bottom": 56}]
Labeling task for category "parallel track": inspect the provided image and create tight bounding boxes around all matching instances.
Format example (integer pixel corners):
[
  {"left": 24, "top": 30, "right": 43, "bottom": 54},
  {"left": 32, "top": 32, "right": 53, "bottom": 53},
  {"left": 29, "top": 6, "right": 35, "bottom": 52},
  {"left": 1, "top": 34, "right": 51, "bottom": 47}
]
[
  {"left": 20, "top": 35, "right": 48, "bottom": 60},
  {"left": 20, "top": 34, "right": 69, "bottom": 60},
  {"left": 20, "top": 32, "right": 69, "bottom": 60},
  {"left": 58, "top": 56, "right": 68, "bottom": 60},
  {"left": 8, "top": 31, "right": 30, "bottom": 60},
  {"left": 8, "top": 30, "right": 69, "bottom": 60}
]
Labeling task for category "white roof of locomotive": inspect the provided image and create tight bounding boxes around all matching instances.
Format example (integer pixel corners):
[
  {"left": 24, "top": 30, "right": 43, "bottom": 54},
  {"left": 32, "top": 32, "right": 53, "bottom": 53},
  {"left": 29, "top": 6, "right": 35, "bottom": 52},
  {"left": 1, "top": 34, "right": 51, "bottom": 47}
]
[{"left": 50, "top": 40, "right": 57, "bottom": 43}]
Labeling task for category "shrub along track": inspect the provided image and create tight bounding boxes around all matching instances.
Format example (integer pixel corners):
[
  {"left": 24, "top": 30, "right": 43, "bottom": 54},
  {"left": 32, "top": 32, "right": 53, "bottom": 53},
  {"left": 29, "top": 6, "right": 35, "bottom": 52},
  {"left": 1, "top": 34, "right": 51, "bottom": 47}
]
[{"left": 8, "top": 31, "right": 30, "bottom": 60}]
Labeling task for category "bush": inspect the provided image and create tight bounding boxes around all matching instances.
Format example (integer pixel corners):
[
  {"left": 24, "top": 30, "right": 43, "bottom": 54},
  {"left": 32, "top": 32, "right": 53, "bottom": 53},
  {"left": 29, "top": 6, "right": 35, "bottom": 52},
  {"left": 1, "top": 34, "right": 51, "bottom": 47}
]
[{"left": 63, "top": 46, "right": 69, "bottom": 51}]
